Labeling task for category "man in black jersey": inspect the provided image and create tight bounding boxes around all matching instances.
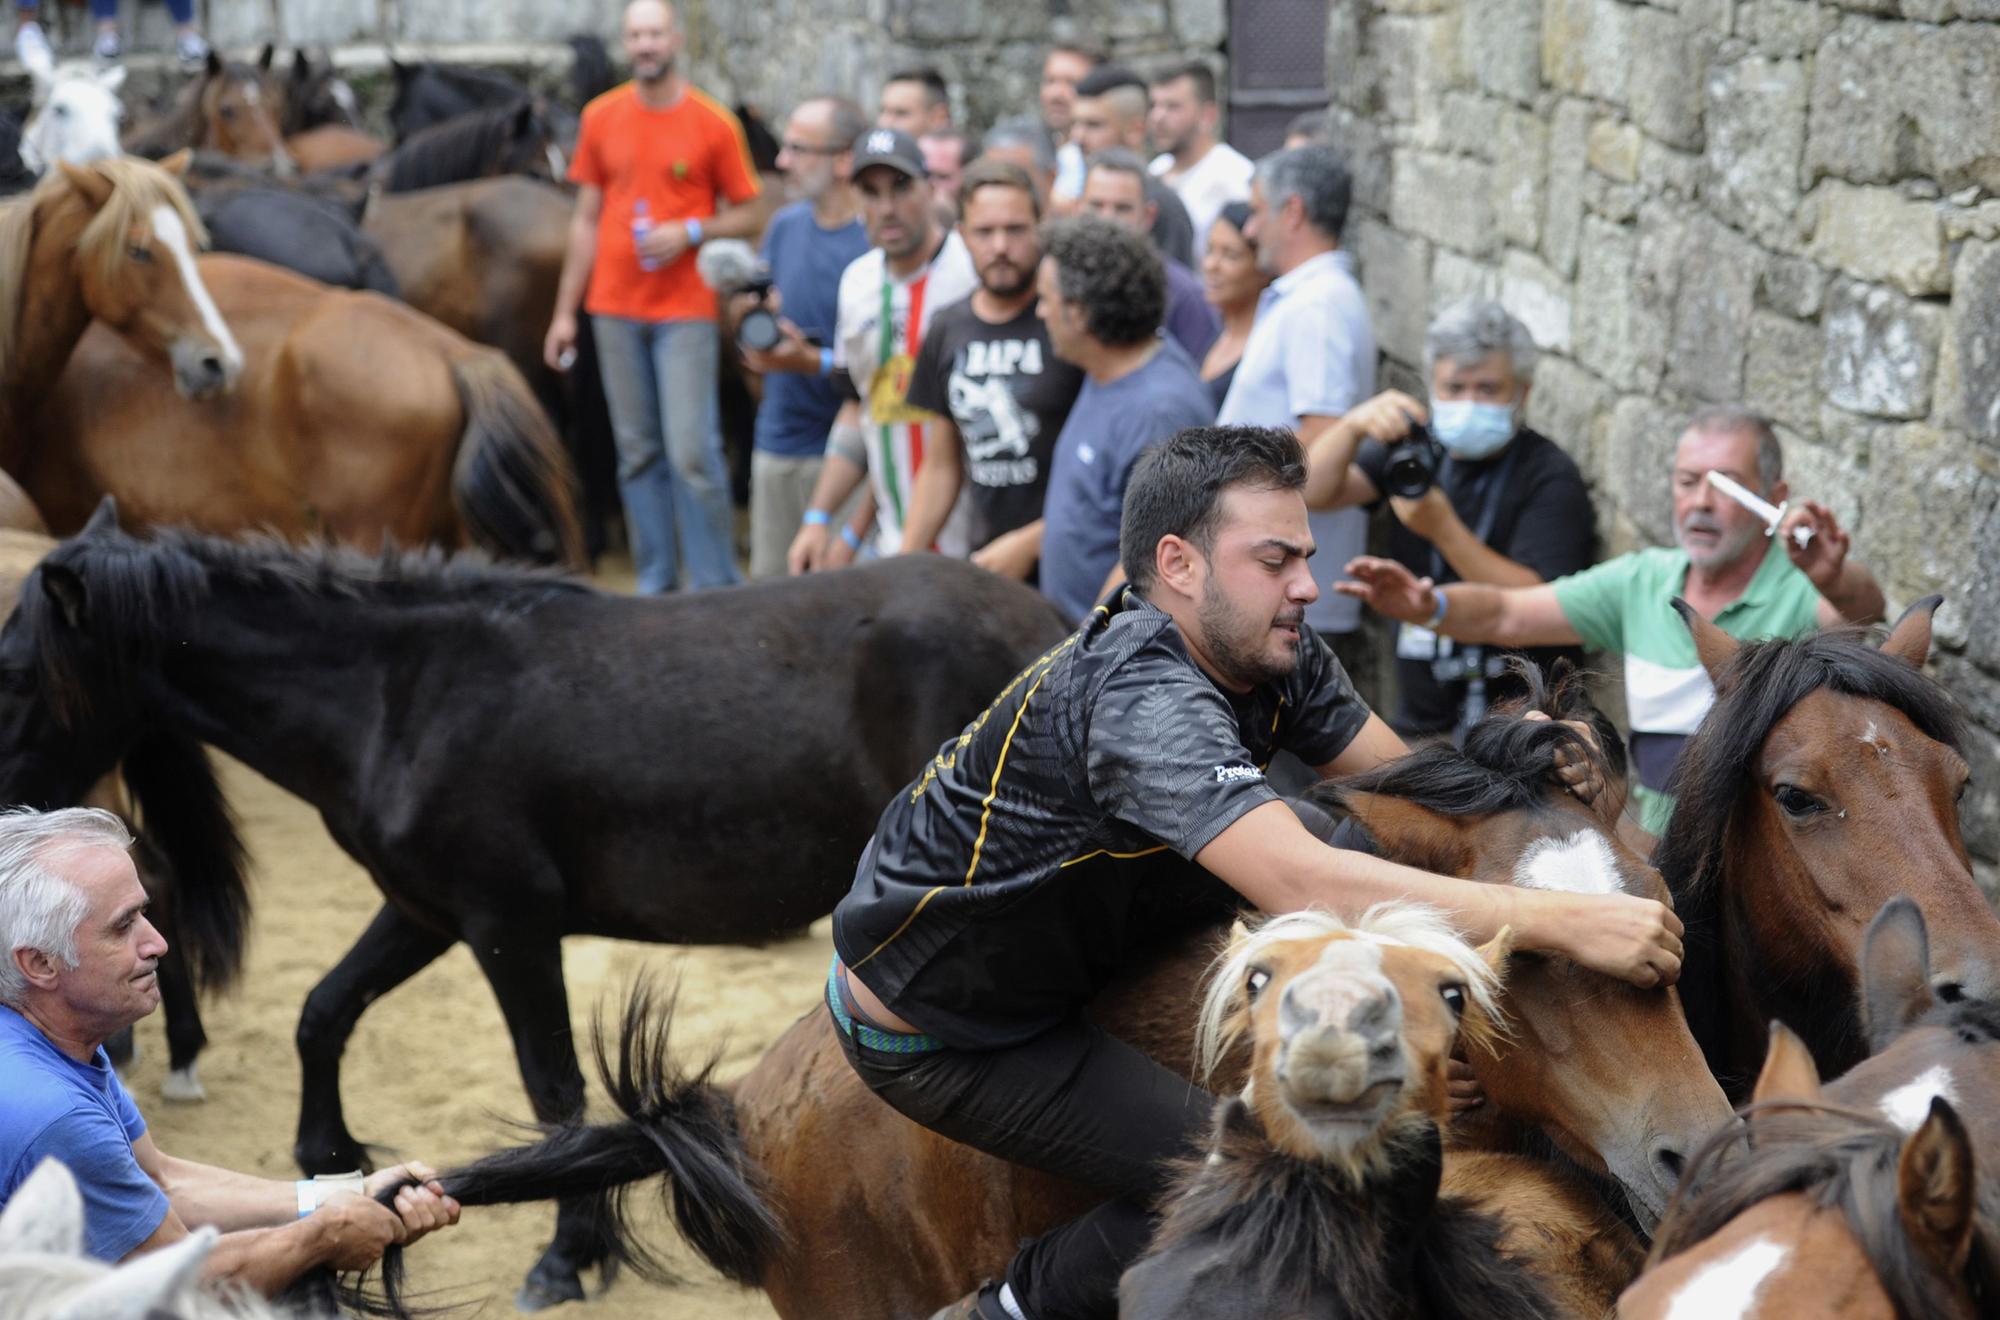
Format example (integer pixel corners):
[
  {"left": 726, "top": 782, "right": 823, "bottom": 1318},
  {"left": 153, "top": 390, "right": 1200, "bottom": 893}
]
[{"left": 827, "top": 425, "right": 1684, "bottom": 1320}]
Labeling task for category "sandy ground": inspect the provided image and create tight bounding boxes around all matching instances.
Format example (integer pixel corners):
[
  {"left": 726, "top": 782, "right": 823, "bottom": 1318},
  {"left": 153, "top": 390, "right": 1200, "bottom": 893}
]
[{"left": 125, "top": 552, "right": 805, "bottom": 1318}]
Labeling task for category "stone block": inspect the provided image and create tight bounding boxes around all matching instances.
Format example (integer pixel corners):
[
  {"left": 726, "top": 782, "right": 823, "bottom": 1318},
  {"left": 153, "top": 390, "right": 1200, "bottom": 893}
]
[
  {"left": 1626, "top": 7, "right": 1710, "bottom": 151},
  {"left": 1604, "top": 395, "right": 1682, "bottom": 544},
  {"left": 1822, "top": 280, "right": 1945, "bottom": 420},
  {"left": 1805, "top": 181, "right": 1950, "bottom": 298},
  {"left": 1669, "top": 217, "right": 1762, "bottom": 402},
  {"left": 1371, "top": 14, "right": 1462, "bottom": 144},
  {"left": 1432, "top": 249, "right": 1501, "bottom": 310},
  {"left": 1756, "top": 251, "right": 1829, "bottom": 319},
  {"left": 1587, "top": 118, "right": 1641, "bottom": 183},
  {"left": 1542, "top": 0, "right": 1632, "bottom": 102},
  {"left": 1460, "top": 0, "right": 1542, "bottom": 106},
  {"left": 1968, "top": 489, "right": 2000, "bottom": 679},
  {"left": 1501, "top": 250, "right": 1575, "bottom": 354},
  {"left": 1944, "top": 200, "right": 2000, "bottom": 245},
  {"left": 1806, "top": 405, "right": 1887, "bottom": 532},
  {"left": 1326, "top": 0, "right": 1368, "bottom": 111},
  {"left": 1743, "top": 311, "right": 1826, "bottom": 437},
  {"left": 1492, "top": 109, "right": 1548, "bottom": 249},
  {"left": 1171, "top": 0, "right": 1227, "bottom": 48},
  {"left": 1325, "top": 107, "right": 1394, "bottom": 213},
  {"left": 1583, "top": 176, "right": 1640, "bottom": 224},
  {"left": 1858, "top": 424, "right": 1996, "bottom": 651},
  {"left": 1703, "top": 53, "right": 1808, "bottom": 251},
  {"left": 1806, "top": 19, "right": 2000, "bottom": 193},
  {"left": 1960, "top": 722, "right": 2000, "bottom": 872},
  {"left": 1950, "top": 241, "right": 2000, "bottom": 447},
  {"left": 1638, "top": 139, "right": 1702, "bottom": 202},
  {"left": 1524, "top": 356, "right": 1613, "bottom": 472},
  {"left": 1960, "top": 0, "right": 2000, "bottom": 17},
  {"left": 1439, "top": 92, "right": 1505, "bottom": 158},
  {"left": 1573, "top": 217, "right": 1666, "bottom": 392},
  {"left": 1353, "top": 219, "right": 1434, "bottom": 367},
  {"left": 1737, "top": 0, "right": 1837, "bottom": 58},
  {"left": 1390, "top": 150, "right": 1497, "bottom": 256},
  {"left": 1543, "top": 98, "right": 1592, "bottom": 278}
]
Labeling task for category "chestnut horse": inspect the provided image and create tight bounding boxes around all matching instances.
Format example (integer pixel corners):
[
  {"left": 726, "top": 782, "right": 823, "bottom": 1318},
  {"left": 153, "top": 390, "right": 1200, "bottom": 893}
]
[
  {"left": 3, "top": 159, "right": 581, "bottom": 563},
  {"left": 1623, "top": 899, "right": 2000, "bottom": 1317},
  {"left": 1657, "top": 598, "right": 2000, "bottom": 1096},
  {"left": 125, "top": 48, "right": 294, "bottom": 175},
  {"left": 1119, "top": 907, "right": 1552, "bottom": 1318}
]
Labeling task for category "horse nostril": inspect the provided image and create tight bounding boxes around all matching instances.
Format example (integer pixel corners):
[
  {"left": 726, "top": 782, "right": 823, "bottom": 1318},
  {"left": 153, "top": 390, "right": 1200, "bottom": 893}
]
[{"left": 1655, "top": 1146, "right": 1686, "bottom": 1187}]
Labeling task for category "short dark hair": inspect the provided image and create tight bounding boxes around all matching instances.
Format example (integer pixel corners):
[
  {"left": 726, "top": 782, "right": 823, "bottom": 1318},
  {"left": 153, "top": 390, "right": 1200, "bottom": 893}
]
[
  {"left": 886, "top": 66, "right": 949, "bottom": 109},
  {"left": 1285, "top": 108, "right": 1330, "bottom": 145},
  {"left": 1049, "top": 41, "right": 1108, "bottom": 68},
  {"left": 1084, "top": 145, "right": 1148, "bottom": 184},
  {"left": 1120, "top": 427, "right": 1310, "bottom": 594},
  {"left": 1040, "top": 215, "right": 1164, "bottom": 349},
  {"left": 957, "top": 157, "right": 1041, "bottom": 220},
  {"left": 1151, "top": 62, "right": 1217, "bottom": 105},
  {"left": 1688, "top": 404, "right": 1783, "bottom": 487},
  {"left": 1255, "top": 144, "right": 1351, "bottom": 241},
  {"left": 1075, "top": 64, "right": 1146, "bottom": 99}
]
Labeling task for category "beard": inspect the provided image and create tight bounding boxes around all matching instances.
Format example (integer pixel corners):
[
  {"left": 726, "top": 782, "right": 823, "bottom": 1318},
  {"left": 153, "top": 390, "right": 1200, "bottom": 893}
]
[
  {"left": 1198, "top": 588, "right": 1304, "bottom": 689},
  {"left": 631, "top": 52, "right": 675, "bottom": 84},
  {"left": 1675, "top": 511, "right": 1762, "bottom": 568},
  {"left": 978, "top": 258, "right": 1035, "bottom": 299}
]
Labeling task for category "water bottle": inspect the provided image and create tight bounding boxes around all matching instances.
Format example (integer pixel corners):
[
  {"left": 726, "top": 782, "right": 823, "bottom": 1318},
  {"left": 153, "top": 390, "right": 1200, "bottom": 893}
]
[{"left": 632, "top": 199, "right": 661, "bottom": 272}]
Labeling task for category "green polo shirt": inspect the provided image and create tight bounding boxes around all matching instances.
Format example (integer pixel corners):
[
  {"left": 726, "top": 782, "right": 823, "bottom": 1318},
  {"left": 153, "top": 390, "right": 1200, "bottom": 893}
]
[{"left": 1551, "top": 537, "right": 1824, "bottom": 835}]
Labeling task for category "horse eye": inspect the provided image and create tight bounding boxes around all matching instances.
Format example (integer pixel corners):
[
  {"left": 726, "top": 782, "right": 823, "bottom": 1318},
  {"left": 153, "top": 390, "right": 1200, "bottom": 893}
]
[
  {"left": 221, "top": 105, "right": 238, "bottom": 120},
  {"left": 1439, "top": 984, "right": 1467, "bottom": 1016},
  {"left": 1774, "top": 785, "right": 1823, "bottom": 818},
  {"left": 1245, "top": 968, "right": 1271, "bottom": 1000},
  {"left": 128, "top": 245, "right": 152, "bottom": 263},
  {"left": 52, "top": 105, "right": 68, "bottom": 119}
]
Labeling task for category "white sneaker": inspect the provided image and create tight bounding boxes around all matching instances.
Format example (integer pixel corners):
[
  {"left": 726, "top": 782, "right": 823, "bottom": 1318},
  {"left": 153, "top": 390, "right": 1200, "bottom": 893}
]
[
  {"left": 93, "top": 30, "right": 121, "bottom": 62},
  {"left": 174, "top": 32, "right": 209, "bottom": 66},
  {"left": 14, "top": 21, "right": 53, "bottom": 70}
]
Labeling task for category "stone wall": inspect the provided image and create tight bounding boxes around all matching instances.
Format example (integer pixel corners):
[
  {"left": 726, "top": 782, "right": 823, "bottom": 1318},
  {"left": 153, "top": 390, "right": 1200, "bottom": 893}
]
[{"left": 1320, "top": 0, "right": 2000, "bottom": 883}]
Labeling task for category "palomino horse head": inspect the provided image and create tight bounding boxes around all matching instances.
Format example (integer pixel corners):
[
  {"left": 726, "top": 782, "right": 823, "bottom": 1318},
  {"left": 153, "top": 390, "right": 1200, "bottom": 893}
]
[
  {"left": 39, "top": 153, "right": 243, "bottom": 398},
  {"left": 1321, "top": 673, "right": 1732, "bottom": 1228},
  {"left": 1195, "top": 905, "right": 1509, "bottom": 1182},
  {"left": 19, "top": 59, "right": 126, "bottom": 174},
  {"left": 1661, "top": 597, "right": 1997, "bottom": 1075},
  {"left": 1624, "top": 901, "right": 2000, "bottom": 1318},
  {"left": 195, "top": 48, "right": 294, "bottom": 176}
]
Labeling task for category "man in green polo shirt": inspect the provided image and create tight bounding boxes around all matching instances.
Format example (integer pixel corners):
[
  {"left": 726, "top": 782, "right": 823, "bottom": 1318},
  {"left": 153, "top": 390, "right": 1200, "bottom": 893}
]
[{"left": 1337, "top": 405, "right": 1885, "bottom": 835}]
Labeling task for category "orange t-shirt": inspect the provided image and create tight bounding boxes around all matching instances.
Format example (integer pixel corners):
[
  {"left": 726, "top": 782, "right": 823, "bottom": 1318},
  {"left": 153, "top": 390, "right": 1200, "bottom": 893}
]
[{"left": 570, "top": 83, "right": 762, "bottom": 323}]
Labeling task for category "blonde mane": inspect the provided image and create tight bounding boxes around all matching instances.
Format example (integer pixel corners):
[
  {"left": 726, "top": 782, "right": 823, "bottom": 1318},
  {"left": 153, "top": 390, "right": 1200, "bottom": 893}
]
[
  {"left": 0, "top": 157, "right": 207, "bottom": 375},
  {"left": 1193, "top": 902, "right": 1507, "bottom": 1086}
]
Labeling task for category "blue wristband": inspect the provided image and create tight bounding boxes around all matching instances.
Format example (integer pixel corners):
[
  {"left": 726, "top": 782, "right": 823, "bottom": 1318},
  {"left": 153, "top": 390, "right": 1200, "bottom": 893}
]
[
  {"left": 1428, "top": 589, "right": 1449, "bottom": 628},
  {"left": 819, "top": 346, "right": 835, "bottom": 377},
  {"left": 839, "top": 525, "right": 862, "bottom": 551},
  {"left": 801, "top": 509, "right": 831, "bottom": 527},
  {"left": 684, "top": 218, "right": 704, "bottom": 246}
]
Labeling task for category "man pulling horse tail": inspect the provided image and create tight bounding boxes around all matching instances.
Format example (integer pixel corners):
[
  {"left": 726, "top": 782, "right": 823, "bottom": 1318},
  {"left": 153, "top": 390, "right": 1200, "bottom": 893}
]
[
  {"left": 448, "top": 347, "right": 588, "bottom": 569},
  {"left": 825, "top": 423, "right": 1684, "bottom": 1320}
]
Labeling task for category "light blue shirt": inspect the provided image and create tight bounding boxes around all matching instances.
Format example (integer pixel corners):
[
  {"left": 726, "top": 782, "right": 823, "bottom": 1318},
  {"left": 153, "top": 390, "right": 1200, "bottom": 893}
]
[{"left": 1217, "top": 249, "right": 1376, "bottom": 633}]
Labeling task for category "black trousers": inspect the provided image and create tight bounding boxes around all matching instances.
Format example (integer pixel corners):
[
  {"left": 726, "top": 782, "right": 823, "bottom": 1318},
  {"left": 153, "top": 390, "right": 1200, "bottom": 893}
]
[{"left": 832, "top": 983, "right": 1214, "bottom": 1320}]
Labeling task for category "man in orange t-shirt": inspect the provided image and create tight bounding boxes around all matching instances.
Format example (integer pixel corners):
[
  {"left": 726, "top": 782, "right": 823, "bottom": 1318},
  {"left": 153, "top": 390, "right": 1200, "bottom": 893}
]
[{"left": 544, "top": 0, "right": 764, "bottom": 592}]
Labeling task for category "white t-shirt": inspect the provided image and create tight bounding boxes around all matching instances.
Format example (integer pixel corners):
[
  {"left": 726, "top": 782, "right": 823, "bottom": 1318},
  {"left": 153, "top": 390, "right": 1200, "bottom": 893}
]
[
  {"left": 1150, "top": 142, "right": 1254, "bottom": 262},
  {"left": 834, "top": 230, "right": 979, "bottom": 557}
]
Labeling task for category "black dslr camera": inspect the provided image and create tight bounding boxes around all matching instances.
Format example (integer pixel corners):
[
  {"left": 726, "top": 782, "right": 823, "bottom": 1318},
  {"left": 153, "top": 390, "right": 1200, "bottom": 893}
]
[
  {"left": 1380, "top": 417, "right": 1444, "bottom": 499},
  {"left": 735, "top": 271, "right": 782, "bottom": 353}
]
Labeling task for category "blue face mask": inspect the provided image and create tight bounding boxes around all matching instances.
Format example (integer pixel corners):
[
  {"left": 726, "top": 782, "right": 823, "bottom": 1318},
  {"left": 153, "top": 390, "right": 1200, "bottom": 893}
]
[{"left": 1430, "top": 401, "right": 1518, "bottom": 460}]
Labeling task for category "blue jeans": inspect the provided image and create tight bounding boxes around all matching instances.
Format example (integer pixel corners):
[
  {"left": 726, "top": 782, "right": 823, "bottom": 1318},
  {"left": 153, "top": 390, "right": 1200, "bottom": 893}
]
[
  {"left": 591, "top": 315, "right": 740, "bottom": 593},
  {"left": 19, "top": 1, "right": 196, "bottom": 20}
]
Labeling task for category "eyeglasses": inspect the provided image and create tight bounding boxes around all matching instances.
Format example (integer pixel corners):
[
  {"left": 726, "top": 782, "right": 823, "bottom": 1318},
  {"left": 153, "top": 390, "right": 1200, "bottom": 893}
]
[{"left": 782, "top": 140, "right": 847, "bottom": 156}]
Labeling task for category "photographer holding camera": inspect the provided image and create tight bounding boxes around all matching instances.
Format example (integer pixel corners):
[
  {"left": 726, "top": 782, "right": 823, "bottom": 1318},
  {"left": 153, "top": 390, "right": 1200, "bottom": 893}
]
[{"left": 1301, "top": 300, "right": 1593, "bottom": 739}]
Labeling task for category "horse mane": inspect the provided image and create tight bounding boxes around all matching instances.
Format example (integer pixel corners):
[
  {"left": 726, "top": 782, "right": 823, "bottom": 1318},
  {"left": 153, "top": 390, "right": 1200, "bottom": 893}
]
[
  {"left": 1318, "top": 659, "right": 1623, "bottom": 823},
  {"left": 1649, "top": 1098, "right": 2000, "bottom": 1318},
  {"left": 0, "top": 187, "right": 35, "bottom": 369},
  {"left": 1654, "top": 628, "right": 1965, "bottom": 914},
  {"left": 376, "top": 102, "right": 543, "bottom": 191},
  {"left": 1194, "top": 903, "right": 1506, "bottom": 1086}
]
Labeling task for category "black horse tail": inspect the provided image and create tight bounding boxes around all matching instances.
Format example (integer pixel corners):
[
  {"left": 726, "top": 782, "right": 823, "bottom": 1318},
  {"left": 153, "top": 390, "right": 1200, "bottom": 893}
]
[
  {"left": 567, "top": 34, "right": 615, "bottom": 106},
  {"left": 119, "top": 731, "right": 250, "bottom": 995},
  {"left": 331, "top": 976, "right": 779, "bottom": 1318},
  {"left": 449, "top": 349, "right": 586, "bottom": 569}
]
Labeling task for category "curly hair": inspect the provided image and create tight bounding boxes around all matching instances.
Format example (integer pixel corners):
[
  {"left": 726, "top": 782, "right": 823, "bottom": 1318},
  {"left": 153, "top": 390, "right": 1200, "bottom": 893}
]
[{"left": 1039, "top": 214, "right": 1165, "bottom": 349}]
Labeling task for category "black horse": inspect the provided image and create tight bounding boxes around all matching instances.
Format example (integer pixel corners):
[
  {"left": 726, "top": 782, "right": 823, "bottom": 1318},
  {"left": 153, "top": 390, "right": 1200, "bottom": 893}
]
[
  {"left": 0, "top": 503, "right": 1073, "bottom": 1308},
  {"left": 197, "top": 187, "right": 399, "bottom": 295}
]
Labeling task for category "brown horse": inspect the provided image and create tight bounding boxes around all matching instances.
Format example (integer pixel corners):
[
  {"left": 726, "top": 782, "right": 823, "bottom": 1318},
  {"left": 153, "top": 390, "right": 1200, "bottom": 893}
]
[
  {"left": 284, "top": 124, "right": 385, "bottom": 175},
  {"left": 1658, "top": 598, "right": 2000, "bottom": 1096},
  {"left": 2, "top": 159, "right": 580, "bottom": 563},
  {"left": 1622, "top": 899, "right": 2000, "bottom": 1317},
  {"left": 1119, "top": 907, "right": 1553, "bottom": 1318},
  {"left": 125, "top": 48, "right": 293, "bottom": 175}
]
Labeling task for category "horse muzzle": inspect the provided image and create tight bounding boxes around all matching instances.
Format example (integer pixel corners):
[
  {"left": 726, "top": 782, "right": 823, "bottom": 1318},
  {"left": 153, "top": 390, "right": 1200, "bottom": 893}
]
[
  {"left": 171, "top": 340, "right": 242, "bottom": 400},
  {"left": 1276, "top": 971, "right": 1407, "bottom": 1115}
]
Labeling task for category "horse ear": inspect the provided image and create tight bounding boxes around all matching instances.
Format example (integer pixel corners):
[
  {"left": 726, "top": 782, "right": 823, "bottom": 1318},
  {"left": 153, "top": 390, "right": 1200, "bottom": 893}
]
[
  {"left": 83, "top": 495, "right": 120, "bottom": 537},
  {"left": 1898, "top": 1097, "right": 1976, "bottom": 1274},
  {"left": 204, "top": 49, "right": 224, "bottom": 79},
  {"left": 1749, "top": 1020, "right": 1821, "bottom": 1114},
  {"left": 98, "top": 64, "right": 127, "bottom": 94},
  {"left": 158, "top": 148, "right": 192, "bottom": 178},
  {"left": 1861, "top": 896, "right": 1935, "bottom": 1054},
  {"left": 1880, "top": 594, "right": 1941, "bottom": 670},
  {"left": 56, "top": 160, "right": 114, "bottom": 208},
  {"left": 391, "top": 57, "right": 414, "bottom": 82},
  {"left": 1474, "top": 924, "right": 1515, "bottom": 976},
  {"left": 1669, "top": 597, "right": 1739, "bottom": 681},
  {"left": 47, "top": 1225, "right": 217, "bottom": 1319},
  {"left": 257, "top": 42, "right": 275, "bottom": 72},
  {"left": 512, "top": 99, "right": 535, "bottom": 132},
  {"left": 0, "top": 1158, "right": 85, "bottom": 1256},
  {"left": 291, "top": 49, "right": 311, "bottom": 79},
  {"left": 1336, "top": 792, "right": 1476, "bottom": 876},
  {"left": 41, "top": 564, "right": 88, "bottom": 630}
]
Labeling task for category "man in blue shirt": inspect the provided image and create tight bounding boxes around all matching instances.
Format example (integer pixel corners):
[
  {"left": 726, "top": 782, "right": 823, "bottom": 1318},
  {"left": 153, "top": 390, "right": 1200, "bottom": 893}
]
[
  {"left": 0, "top": 808, "right": 458, "bottom": 1295},
  {"left": 1218, "top": 144, "right": 1377, "bottom": 665},
  {"left": 1037, "top": 215, "right": 1216, "bottom": 619},
  {"left": 738, "top": 95, "right": 872, "bottom": 578}
]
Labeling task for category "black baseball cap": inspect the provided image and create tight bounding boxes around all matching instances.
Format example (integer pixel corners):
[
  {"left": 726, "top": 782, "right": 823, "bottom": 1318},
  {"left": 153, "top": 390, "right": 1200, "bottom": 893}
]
[{"left": 851, "top": 127, "right": 928, "bottom": 180}]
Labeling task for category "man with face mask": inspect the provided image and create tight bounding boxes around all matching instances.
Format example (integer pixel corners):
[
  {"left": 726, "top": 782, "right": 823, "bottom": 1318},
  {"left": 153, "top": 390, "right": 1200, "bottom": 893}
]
[
  {"left": 1296, "top": 301, "right": 1594, "bottom": 739},
  {"left": 1336, "top": 401, "right": 1886, "bottom": 836}
]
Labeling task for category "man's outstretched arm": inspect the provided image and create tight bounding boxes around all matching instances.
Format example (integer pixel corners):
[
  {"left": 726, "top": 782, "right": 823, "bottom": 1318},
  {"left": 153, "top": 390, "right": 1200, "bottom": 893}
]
[{"left": 1336, "top": 558, "right": 1585, "bottom": 649}]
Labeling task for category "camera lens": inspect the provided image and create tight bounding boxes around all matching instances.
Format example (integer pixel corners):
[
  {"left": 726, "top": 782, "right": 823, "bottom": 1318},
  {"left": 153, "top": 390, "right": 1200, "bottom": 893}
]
[
  {"left": 738, "top": 308, "right": 782, "bottom": 353},
  {"left": 1382, "top": 442, "right": 1436, "bottom": 499}
]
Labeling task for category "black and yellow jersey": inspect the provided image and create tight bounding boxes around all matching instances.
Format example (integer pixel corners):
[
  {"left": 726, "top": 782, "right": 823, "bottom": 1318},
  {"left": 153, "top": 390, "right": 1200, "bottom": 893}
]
[{"left": 832, "top": 587, "right": 1369, "bottom": 1049}]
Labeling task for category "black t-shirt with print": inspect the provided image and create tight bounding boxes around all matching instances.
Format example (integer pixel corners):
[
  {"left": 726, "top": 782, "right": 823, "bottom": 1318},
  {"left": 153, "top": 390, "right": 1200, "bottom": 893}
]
[
  {"left": 906, "top": 296, "right": 1086, "bottom": 551},
  {"left": 832, "top": 589, "right": 1370, "bottom": 1050}
]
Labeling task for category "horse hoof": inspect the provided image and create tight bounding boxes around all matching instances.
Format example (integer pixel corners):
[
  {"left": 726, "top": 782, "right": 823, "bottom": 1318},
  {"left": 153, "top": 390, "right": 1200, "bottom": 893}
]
[
  {"left": 160, "top": 1065, "right": 208, "bottom": 1103},
  {"left": 514, "top": 1268, "right": 585, "bottom": 1313}
]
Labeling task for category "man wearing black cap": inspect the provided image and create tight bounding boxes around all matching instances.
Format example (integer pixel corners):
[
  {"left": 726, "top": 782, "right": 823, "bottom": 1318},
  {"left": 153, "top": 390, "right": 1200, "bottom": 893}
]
[{"left": 788, "top": 128, "right": 978, "bottom": 573}]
